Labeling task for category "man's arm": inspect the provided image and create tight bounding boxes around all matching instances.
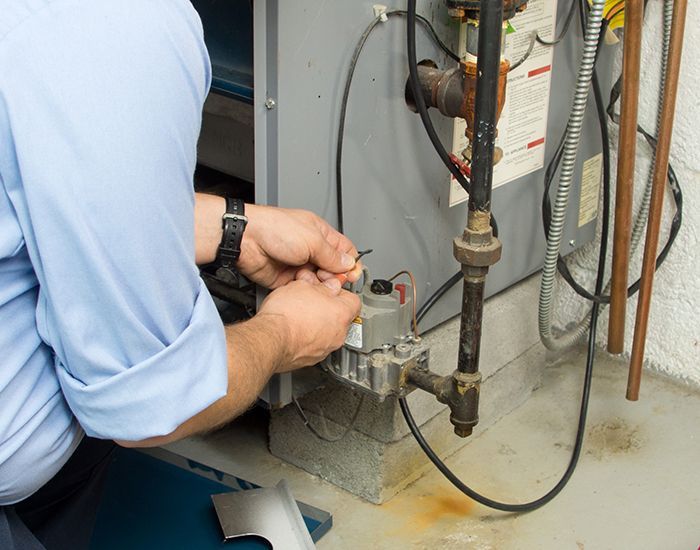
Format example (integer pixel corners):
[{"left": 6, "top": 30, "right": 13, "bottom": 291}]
[
  {"left": 119, "top": 279, "right": 360, "bottom": 447},
  {"left": 117, "top": 314, "right": 284, "bottom": 447}
]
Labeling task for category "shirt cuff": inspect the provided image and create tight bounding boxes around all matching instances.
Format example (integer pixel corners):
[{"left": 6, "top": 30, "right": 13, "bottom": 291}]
[{"left": 56, "top": 280, "right": 228, "bottom": 441}]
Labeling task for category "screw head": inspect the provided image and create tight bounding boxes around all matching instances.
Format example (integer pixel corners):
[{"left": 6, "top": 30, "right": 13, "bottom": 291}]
[
  {"left": 395, "top": 343, "right": 411, "bottom": 359},
  {"left": 569, "top": 239, "right": 576, "bottom": 247},
  {"left": 264, "top": 97, "right": 276, "bottom": 110}
]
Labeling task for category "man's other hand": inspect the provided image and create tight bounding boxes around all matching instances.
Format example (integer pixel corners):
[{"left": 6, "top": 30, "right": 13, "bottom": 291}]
[
  {"left": 238, "top": 204, "right": 363, "bottom": 289},
  {"left": 257, "top": 279, "right": 361, "bottom": 372}
]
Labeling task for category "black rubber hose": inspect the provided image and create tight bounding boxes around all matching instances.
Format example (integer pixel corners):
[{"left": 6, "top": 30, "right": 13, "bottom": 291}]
[
  {"left": 399, "top": 125, "right": 605, "bottom": 510},
  {"left": 416, "top": 271, "right": 463, "bottom": 325},
  {"left": 405, "top": 1, "right": 499, "bottom": 236},
  {"left": 406, "top": 0, "right": 470, "bottom": 193},
  {"left": 399, "top": 0, "right": 607, "bottom": 512}
]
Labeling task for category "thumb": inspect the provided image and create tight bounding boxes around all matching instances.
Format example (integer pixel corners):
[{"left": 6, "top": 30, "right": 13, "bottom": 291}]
[{"left": 308, "top": 235, "right": 355, "bottom": 274}]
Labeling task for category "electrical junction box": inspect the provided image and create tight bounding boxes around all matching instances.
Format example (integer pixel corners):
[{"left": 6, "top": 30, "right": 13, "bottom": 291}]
[{"left": 190, "top": 0, "right": 616, "bottom": 406}]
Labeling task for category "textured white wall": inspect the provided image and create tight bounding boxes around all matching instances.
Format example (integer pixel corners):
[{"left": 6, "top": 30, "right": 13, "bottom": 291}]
[{"left": 553, "top": 0, "right": 700, "bottom": 386}]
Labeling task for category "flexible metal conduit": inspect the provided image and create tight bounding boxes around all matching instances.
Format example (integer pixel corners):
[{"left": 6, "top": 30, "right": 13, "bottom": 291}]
[
  {"left": 539, "top": 0, "right": 674, "bottom": 351},
  {"left": 542, "top": 0, "right": 673, "bottom": 351},
  {"left": 538, "top": 0, "right": 606, "bottom": 351}
]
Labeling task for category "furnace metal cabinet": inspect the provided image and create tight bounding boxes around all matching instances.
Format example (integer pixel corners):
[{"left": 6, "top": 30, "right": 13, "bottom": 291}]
[{"left": 190, "top": 0, "right": 614, "bottom": 406}]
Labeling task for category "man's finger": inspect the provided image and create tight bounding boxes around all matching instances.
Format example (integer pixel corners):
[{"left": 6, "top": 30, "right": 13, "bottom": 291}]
[
  {"left": 323, "top": 277, "right": 342, "bottom": 292},
  {"left": 316, "top": 269, "right": 338, "bottom": 282},
  {"left": 317, "top": 261, "right": 363, "bottom": 284},
  {"left": 308, "top": 233, "right": 357, "bottom": 275},
  {"left": 295, "top": 268, "right": 320, "bottom": 284}
]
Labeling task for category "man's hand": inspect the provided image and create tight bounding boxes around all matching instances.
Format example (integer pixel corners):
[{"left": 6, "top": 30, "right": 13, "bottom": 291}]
[
  {"left": 194, "top": 194, "right": 363, "bottom": 289},
  {"left": 257, "top": 279, "right": 361, "bottom": 371},
  {"left": 239, "top": 204, "right": 362, "bottom": 289}
]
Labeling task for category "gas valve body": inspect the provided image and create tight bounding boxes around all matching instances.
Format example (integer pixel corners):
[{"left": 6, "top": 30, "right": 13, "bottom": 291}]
[{"left": 323, "top": 277, "right": 429, "bottom": 401}]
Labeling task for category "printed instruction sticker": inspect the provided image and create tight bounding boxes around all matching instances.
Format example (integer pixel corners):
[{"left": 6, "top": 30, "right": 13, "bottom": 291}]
[
  {"left": 578, "top": 153, "right": 603, "bottom": 227},
  {"left": 449, "top": 0, "right": 558, "bottom": 206},
  {"left": 345, "top": 318, "right": 363, "bottom": 349}
]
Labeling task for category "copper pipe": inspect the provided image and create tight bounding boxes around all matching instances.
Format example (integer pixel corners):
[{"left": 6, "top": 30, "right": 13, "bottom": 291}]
[
  {"left": 627, "top": 0, "right": 688, "bottom": 401},
  {"left": 607, "top": 0, "right": 644, "bottom": 354}
]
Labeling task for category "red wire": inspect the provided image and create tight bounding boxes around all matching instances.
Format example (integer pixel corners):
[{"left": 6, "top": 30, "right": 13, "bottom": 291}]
[{"left": 449, "top": 153, "right": 471, "bottom": 178}]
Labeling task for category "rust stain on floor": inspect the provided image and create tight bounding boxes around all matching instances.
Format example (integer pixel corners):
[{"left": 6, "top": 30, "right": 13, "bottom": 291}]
[{"left": 380, "top": 487, "right": 476, "bottom": 538}]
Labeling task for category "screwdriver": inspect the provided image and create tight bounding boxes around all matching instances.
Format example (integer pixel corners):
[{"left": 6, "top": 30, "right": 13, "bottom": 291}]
[{"left": 334, "top": 249, "right": 372, "bottom": 285}]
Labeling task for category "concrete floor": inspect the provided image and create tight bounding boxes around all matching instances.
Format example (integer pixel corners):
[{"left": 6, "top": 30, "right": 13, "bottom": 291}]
[{"left": 168, "top": 349, "right": 700, "bottom": 549}]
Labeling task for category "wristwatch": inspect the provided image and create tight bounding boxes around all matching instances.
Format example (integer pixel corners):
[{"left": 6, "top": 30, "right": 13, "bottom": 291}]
[{"left": 215, "top": 198, "right": 248, "bottom": 269}]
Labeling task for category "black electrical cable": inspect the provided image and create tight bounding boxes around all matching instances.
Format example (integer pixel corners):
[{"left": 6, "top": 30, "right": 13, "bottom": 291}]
[
  {"left": 406, "top": 0, "right": 469, "bottom": 193},
  {"left": 510, "top": 0, "right": 578, "bottom": 72},
  {"left": 542, "top": 123, "right": 683, "bottom": 305},
  {"left": 405, "top": 0, "right": 499, "bottom": 237},
  {"left": 537, "top": 0, "right": 578, "bottom": 46},
  {"left": 401, "top": 230, "right": 605, "bottom": 511},
  {"left": 549, "top": 159, "right": 682, "bottom": 305},
  {"left": 541, "top": 4, "right": 683, "bottom": 305},
  {"left": 336, "top": 10, "right": 459, "bottom": 233},
  {"left": 399, "top": 0, "right": 609, "bottom": 513},
  {"left": 508, "top": 32, "right": 536, "bottom": 72},
  {"left": 335, "top": 7, "right": 498, "bottom": 329},
  {"left": 416, "top": 270, "right": 462, "bottom": 325}
]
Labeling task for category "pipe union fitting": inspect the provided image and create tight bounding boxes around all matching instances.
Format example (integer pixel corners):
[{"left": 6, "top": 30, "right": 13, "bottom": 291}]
[{"left": 453, "top": 230, "right": 502, "bottom": 267}]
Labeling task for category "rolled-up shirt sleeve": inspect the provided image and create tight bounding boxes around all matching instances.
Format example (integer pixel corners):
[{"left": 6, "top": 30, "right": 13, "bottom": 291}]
[{"left": 0, "top": 0, "right": 228, "bottom": 440}]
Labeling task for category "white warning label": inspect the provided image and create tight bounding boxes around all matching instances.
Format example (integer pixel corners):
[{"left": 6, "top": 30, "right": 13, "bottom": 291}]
[
  {"left": 344, "top": 319, "right": 363, "bottom": 349},
  {"left": 578, "top": 153, "right": 603, "bottom": 227},
  {"left": 450, "top": 0, "right": 558, "bottom": 207}
]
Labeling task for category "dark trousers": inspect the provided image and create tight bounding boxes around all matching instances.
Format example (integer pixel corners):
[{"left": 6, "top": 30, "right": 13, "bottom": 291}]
[{"left": 0, "top": 436, "right": 116, "bottom": 550}]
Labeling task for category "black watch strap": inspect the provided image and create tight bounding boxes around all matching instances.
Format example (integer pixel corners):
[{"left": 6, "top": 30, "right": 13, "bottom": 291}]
[{"left": 216, "top": 198, "right": 247, "bottom": 269}]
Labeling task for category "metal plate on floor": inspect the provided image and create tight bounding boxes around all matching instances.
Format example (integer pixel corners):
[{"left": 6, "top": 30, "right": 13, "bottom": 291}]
[{"left": 212, "top": 480, "right": 315, "bottom": 549}]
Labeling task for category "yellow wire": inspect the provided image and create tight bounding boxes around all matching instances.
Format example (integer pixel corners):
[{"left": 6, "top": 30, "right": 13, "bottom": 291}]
[
  {"left": 604, "top": 0, "right": 624, "bottom": 18},
  {"left": 608, "top": 11, "right": 626, "bottom": 31}
]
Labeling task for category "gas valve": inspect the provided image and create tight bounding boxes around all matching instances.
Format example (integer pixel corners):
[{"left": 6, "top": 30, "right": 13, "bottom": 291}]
[{"left": 322, "top": 273, "right": 429, "bottom": 401}]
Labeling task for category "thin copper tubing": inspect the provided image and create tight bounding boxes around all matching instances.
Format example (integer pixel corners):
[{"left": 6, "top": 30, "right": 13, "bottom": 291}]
[
  {"left": 607, "top": 0, "right": 644, "bottom": 354},
  {"left": 627, "top": 0, "right": 688, "bottom": 401}
]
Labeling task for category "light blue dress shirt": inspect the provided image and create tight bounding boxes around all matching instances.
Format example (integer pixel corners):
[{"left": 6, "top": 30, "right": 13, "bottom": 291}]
[{"left": 0, "top": 0, "right": 228, "bottom": 504}]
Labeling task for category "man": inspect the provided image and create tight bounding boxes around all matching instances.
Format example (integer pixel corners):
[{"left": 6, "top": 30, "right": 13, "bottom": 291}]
[{"left": 0, "top": 1, "right": 362, "bottom": 547}]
